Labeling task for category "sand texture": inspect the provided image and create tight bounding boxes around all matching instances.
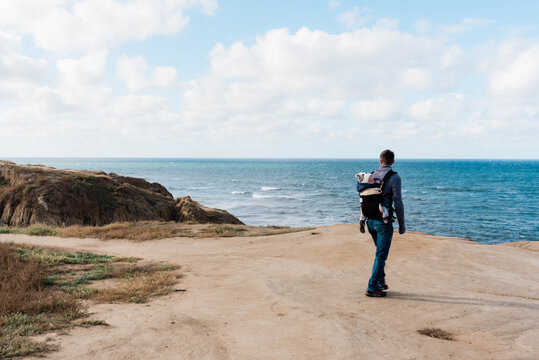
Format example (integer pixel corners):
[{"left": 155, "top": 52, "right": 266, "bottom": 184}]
[{"left": 2, "top": 225, "right": 538, "bottom": 360}]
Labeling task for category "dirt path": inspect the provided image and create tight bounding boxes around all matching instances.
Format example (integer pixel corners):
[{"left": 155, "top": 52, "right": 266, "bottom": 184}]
[{"left": 2, "top": 225, "right": 538, "bottom": 360}]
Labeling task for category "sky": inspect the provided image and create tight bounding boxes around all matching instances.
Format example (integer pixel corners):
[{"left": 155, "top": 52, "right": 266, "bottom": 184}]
[{"left": 0, "top": 0, "right": 538, "bottom": 159}]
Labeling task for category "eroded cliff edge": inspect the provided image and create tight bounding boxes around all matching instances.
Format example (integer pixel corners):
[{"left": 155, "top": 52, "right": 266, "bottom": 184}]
[{"left": 0, "top": 161, "right": 243, "bottom": 226}]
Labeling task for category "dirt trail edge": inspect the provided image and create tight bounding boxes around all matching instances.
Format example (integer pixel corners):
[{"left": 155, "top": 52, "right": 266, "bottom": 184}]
[{"left": 1, "top": 224, "right": 538, "bottom": 360}]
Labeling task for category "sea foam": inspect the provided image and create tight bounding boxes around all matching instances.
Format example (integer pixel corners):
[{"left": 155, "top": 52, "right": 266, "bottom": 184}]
[{"left": 260, "top": 186, "right": 280, "bottom": 191}]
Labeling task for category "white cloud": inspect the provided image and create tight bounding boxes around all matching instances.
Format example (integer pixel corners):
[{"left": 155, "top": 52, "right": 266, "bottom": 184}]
[
  {"left": 439, "top": 18, "right": 495, "bottom": 34},
  {"left": 57, "top": 51, "right": 108, "bottom": 87},
  {"left": 0, "top": 0, "right": 218, "bottom": 53},
  {"left": 279, "top": 98, "right": 345, "bottom": 118},
  {"left": 328, "top": 1, "right": 341, "bottom": 10},
  {"left": 488, "top": 45, "right": 539, "bottom": 97},
  {"left": 338, "top": 7, "right": 371, "bottom": 29},
  {"left": 458, "top": 95, "right": 539, "bottom": 139},
  {"left": 181, "top": 26, "right": 465, "bottom": 135},
  {"left": 350, "top": 97, "right": 400, "bottom": 122},
  {"left": 400, "top": 68, "right": 433, "bottom": 90},
  {"left": 414, "top": 18, "right": 432, "bottom": 34},
  {"left": 153, "top": 67, "right": 179, "bottom": 88},
  {"left": 116, "top": 55, "right": 179, "bottom": 91},
  {"left": 0, "top": 3, "right": 538, "bottom": 157},
  {"left": 0, "top": 31, "right": 48, "bottom": 100},
  {"left": 373, "top": 18, "right": 399, "bottom": 30},
  {"left": 0, "top": 0, "right": 216, "bottom": 155},
  {"left": 50, "top": 52, "right": 112, "bottom": 112},
  {"left": 408, "top": 93, "right": 465, "bottom": 122}
]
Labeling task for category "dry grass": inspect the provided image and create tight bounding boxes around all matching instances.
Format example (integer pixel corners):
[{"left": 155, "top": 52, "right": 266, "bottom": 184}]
[
  {"left": 0, "top": 243, "right": 84, "bottom": 358},
  {"left": 250, "top": 225, "right": 316, "bottom": 237},
  {"left": 417, "top": 327, "right": 455, "bottom": 341},
  {"left": 2, "top": 221, "right": 314, "bottom": 241},
  {"left": 198, "top": 224, "right": 248, "bottom": 237},
  {"left": 56, "top": 221, "right": 195, "bottom": 241},
  {"left": 50, "top": 260, "right": 180, "bottom": 304},
  {"left": 0, "top": 243, "right": 82, "bottom": 317},
  {"left": 0, "top": 333, "right": 55, "bottom": 358},
  {"left": 89, "top": 263, "right": 180, "bottom": 303},
  {"left": 55, "top": 222, "right": 314, "bottom": 240},
  {"left": 96, "top": 271, "right": 179, "bottom": 303},
  {"left": 0, "top": 242, "right": 44, "bottom": 316},
  {"left": 0, "top": 242, "right": 181, "bottom": 358},
  {"left": 198, "top": 224, "right": 316, "bottom": 238},
  {"left": 107, "top": 263, "right": 179, "bottom": 277}
]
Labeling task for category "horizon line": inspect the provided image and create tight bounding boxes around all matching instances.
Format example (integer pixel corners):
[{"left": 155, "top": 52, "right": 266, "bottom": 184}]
[{"left": 2, "top": 157, "right": 538, "bottom": 161}]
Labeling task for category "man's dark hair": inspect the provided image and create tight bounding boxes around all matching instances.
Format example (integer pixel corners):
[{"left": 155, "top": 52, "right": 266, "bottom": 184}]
[{"left": 380, "top": 149, "right": 395, "bottom": 165}]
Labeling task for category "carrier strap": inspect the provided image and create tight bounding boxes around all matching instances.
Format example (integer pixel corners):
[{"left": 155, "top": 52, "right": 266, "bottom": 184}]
[{"left": 380, "top": 170, "right": 397, "bottom": 190}]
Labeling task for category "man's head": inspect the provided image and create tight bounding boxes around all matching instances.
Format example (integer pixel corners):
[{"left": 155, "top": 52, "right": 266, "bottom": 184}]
[{"left": 380, "top": 149, "right": 395, "bottom": 166}]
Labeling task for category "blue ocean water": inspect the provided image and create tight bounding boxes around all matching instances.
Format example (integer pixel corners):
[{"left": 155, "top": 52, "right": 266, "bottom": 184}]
[{"left": 5, "top": 158, "right": 538, "bottom": 244}]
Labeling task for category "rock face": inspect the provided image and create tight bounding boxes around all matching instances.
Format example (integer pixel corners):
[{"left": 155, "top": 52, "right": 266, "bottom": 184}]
[
  {"left": 0, "top": 161, "right": 243, "bottom": 227},
  {"left": 175, "top": 196, "right": 243, "bottom": 224}
]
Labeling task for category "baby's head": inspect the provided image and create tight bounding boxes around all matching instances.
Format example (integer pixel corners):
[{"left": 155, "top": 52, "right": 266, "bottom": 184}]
[{"left": 356, "top": 172, "right": 380, "bottom": 184}]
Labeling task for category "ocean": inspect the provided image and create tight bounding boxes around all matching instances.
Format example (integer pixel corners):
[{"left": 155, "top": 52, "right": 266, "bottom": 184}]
[{"left": 5, "top": 158, "right": 538, "bottom": 244}]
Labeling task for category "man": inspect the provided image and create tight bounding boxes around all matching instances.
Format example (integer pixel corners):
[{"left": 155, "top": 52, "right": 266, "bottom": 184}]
[{"left": 362, "top": 149, "right": 405, "bottom": 297}]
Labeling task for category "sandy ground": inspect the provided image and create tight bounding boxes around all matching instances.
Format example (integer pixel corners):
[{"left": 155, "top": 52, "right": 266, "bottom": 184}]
[{"left": 1, "top": 225, "right": 538, "bottom": 360}]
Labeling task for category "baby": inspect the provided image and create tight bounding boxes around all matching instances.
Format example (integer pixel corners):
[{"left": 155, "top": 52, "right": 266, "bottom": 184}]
[{"left": 355, "top": 172, "right": 391, "bottom": 233}]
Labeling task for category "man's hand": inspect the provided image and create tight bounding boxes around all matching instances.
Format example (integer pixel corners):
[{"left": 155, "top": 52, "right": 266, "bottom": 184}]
[
  {"left": 399, "top": 228, "right": 406, "bottom": 234},
  {"left": 359, "top": 219, "right": 366, "bottom": 233}
]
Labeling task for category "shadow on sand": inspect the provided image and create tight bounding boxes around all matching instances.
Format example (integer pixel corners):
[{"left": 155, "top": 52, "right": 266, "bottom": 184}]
[{"left": 386, "top": 291, "right": 539, "bottom": 310}]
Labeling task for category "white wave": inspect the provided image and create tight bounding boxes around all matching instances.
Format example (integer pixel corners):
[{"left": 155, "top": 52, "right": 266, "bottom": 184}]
[
  {"left": 232, "top": 191, "right": 248, "bottom": 194},
  {"left": 260, "top": 186, "right": 280, "bottom": 191},
  {"left": 252, "top": 193, "right": 301, "bottom": 200},
  {"left": 253, "top": 193, "right": 273, "bottom": 199}
]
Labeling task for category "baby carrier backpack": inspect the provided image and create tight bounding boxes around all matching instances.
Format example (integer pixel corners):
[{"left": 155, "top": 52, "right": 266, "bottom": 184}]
[{"left": 356, "top": 170, "right": 396, "bottom": 220}]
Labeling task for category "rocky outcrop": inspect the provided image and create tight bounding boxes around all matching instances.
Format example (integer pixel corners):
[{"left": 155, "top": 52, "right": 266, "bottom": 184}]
[
  {"left": 175, "top": 196, "right": 243, "bottom": 224},
  {"left": 0, "top": 161, "right": 243, "bottom": 227}
]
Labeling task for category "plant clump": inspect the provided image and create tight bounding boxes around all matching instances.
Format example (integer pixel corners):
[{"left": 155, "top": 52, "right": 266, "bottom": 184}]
[
  {"left": 417, "top": 327, "right": 455, "bottom": 341},
  {"left": 0, "top": 242, "right": 181, "bottom": 358}
]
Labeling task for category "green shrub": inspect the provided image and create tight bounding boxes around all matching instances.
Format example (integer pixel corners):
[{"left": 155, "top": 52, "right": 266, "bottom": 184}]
[
  {"left": 0, "top": 333, "right": 51, "bottom": 358},
  {"left": 17, "top": 247, "right": 115, "bottom": 266},
  {"left": 22, "top": 185, "right": 36, "bottom": 194},
  {"left": 25, "top": 227, "right": 56, "bottom": 236},
  {"left": 0, "top": 227, "right": 11, "bottom": 234}
]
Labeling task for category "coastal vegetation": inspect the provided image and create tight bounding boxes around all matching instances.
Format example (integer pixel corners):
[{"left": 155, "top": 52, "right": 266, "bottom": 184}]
[
  {"left": 0, "top": 242, "right": 181, "bottom": 358},
  {"left": 0, "top": 222, "right": 313, "bottom": 241}
]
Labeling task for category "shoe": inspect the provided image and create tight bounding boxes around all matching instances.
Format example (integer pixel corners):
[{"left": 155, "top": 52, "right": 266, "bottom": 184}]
[{"left": 365, "top": 290, "right": 387, "bottom": 297}]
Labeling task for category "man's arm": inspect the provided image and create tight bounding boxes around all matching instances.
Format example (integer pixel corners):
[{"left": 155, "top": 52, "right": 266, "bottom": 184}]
[{"left": 392, "top": 175, "right": 406, "bottom": 234}]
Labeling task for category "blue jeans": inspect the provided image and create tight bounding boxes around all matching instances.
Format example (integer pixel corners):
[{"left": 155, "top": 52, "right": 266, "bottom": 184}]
[{"left": 367, "top": 219, "right": 393, "bottom": 292}]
